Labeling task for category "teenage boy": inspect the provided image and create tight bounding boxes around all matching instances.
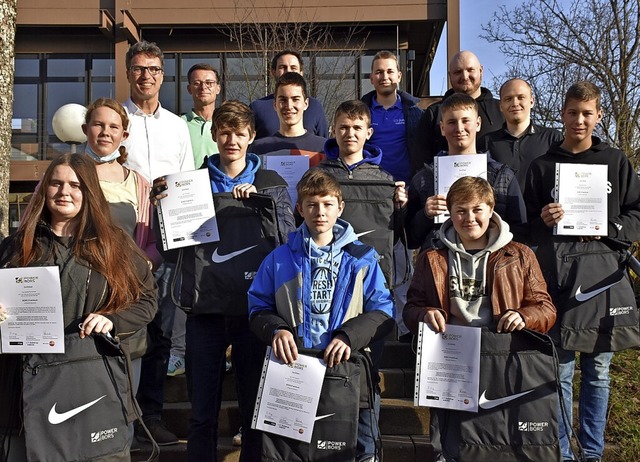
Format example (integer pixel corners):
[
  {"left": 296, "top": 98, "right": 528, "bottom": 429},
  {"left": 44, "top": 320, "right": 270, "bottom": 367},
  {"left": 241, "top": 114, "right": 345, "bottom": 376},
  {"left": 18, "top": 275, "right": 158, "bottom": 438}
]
[
  {"left": 404, "top": 175, "right": 555, "bottom": 333},
  {"left": 248, "top": 168, "right": 396, "bottom": 462},
  {"left": 405, "top": 93, "right": 526, "bottom": 250},
  {"left": 403, "top": 176, "right": 556, "bottom": 462},
  {"left": 250, "top": 50, "right": 328, "bottom": 139},
  {"left": 317, "top": 99, "right": 407, "bottom": 236},
  {"left": 524, "top": 81, "right": 640, "bottom": 462},
  {"left": 152, "top": 100, "right": 295, "bottom": 462},
  {"left": 250, "top": 72, "right": 326, "bottom": 165},
  {"left": 483, "top": 78, "right": 562, "bottom": 190},
  {"left": 417, "top": 50, "right": 504, "bottom": 165},
  {"left": 315, "top": 99, "right": 406, "bottom": 461}
]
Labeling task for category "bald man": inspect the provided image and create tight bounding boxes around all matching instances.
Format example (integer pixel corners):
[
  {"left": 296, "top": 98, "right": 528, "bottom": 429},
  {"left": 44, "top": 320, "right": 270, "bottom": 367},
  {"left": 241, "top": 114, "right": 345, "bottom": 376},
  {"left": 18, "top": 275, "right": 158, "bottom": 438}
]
[
  {"left": 417, "top": 50, "right": 504, "bottom": 165},
  {"left": 483, "top": 78, "right": 562, "bottom": 190}
]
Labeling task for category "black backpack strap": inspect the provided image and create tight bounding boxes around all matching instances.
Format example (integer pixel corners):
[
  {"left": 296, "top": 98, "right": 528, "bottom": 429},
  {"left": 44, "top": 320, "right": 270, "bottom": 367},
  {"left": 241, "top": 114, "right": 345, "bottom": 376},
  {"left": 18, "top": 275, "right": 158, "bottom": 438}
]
[{"left": 343, "top": 242, "right": 373, "bottom": 260}]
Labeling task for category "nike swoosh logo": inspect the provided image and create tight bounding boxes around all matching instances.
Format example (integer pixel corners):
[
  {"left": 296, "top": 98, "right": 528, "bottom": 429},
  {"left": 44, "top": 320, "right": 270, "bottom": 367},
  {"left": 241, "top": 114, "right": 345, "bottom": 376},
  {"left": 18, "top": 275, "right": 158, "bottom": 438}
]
[
  {"left": 478, "top": 389, "right": 534, "bottom": 410},
  {"left": 315, "top": 413, "right": 335, "bottom": 421},
  {"left": 211, "top": 245, "right": 257, "bottom": 264},
  {"left": 355, "top": 230, "right": 375, "bottom": 239},
  {"left": 48, "top": 395, "right": 107, "bottom": 424},
  {"left": 575, "top": 280, "right": 621, "bottom": 302}
]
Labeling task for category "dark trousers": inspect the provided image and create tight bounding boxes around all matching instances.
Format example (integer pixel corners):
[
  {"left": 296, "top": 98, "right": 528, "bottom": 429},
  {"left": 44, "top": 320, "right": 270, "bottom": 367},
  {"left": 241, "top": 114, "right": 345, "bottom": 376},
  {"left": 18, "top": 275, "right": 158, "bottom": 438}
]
[
  {"left": 137, "top": 262, "right": 177, "bottom": 421},
  {"left": 186, "top": 313, "right": 264, "bottom": 462}
]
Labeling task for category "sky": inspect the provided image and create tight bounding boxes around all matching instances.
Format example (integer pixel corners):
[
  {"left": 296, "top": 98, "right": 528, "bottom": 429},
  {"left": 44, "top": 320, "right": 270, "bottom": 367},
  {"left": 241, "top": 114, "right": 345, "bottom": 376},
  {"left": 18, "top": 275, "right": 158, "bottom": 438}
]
[{"left": 429, "top": 0, "right": 514, "bottom": 96}]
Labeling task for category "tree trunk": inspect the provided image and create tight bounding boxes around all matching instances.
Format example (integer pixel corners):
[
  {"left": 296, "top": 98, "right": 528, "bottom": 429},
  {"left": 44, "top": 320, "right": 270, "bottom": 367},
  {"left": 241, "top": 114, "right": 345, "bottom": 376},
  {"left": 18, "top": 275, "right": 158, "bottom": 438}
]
[{"left": 0, "top": 0, "right": 16, "bottom": 241}]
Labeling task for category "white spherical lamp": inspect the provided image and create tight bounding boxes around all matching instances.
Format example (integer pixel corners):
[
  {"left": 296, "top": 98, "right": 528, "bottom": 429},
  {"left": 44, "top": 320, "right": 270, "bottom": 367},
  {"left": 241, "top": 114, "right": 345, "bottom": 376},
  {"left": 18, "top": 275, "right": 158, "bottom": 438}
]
[{"left": 52, "top": 103, "right": 87, "bottom": 146}]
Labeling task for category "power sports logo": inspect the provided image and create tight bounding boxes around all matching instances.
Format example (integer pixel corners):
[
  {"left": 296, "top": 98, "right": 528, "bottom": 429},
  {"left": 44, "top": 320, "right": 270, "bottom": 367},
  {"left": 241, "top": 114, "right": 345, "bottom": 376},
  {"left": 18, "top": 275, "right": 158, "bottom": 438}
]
[
  {"left": 316, "top": 440, "right": 347, "bottom": 450},
  {"left": 518, "top": 421, "right": 549, "bottom": 432},
  {"left": 610, "top": 306, "right": 634, "bottom": 316},
  {"left": 91, "top": 427, "right": 118, "bottom": 443},
  {"left": 15, "top": 276, "right": 38, "bottom": 284}
]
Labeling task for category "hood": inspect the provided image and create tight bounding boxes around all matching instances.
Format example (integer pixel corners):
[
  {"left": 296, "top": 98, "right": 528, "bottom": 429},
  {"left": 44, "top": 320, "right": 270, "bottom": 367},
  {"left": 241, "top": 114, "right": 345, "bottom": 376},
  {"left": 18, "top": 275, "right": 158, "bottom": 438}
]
[
  {"left": 439, "top": 211, "right": 512, "bottom": 257},
  {"left": 546, "top": 136, "right": 608, "bottom": 158},
  {"left": 207, "top": 153, "right": 261, "bottom": 193},
  {"left": 323, "top": 138, "right": 383, "bottom": 169},
  {"left": 439, "top": 212, "right": 512, "bottom": 327},
  {"left": 289, "top": 217, "right": 357, "bottom": 255}
]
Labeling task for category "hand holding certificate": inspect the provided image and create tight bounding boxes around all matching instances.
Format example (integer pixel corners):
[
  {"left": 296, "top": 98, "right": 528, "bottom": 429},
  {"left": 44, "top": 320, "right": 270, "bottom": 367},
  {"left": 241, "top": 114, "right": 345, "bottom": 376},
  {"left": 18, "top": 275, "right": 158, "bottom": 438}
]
[
  {"left": 433, "top": 154, "right": 488, "bottom": 223},
  {"left": 252, "top": 347, "right": 326, "bottom": 443},
  {"left": 156, "top": 169, "right": 220, "bottom": 250},
  {"left": 261, "top": 155, "right": 309, "bottom": 205},
  {"left": 554, "top": 163, "right": 608, "bottom": 236},
  {"left": 0, "top": 266, "right": 64, "bottom": 354},
  {"left": 414, "top": 323, "right": 481, "bottom": 412}
]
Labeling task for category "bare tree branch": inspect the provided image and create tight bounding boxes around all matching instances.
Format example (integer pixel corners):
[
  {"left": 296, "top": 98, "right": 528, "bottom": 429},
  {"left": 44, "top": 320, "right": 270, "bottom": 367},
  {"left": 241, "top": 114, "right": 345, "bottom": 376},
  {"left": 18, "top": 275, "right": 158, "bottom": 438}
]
[
  {"left": 483, "top": 0, "right": 640, "bottom": 166},
  {"left": 217, "top": 0, "right": 367, "bottom": 120}
]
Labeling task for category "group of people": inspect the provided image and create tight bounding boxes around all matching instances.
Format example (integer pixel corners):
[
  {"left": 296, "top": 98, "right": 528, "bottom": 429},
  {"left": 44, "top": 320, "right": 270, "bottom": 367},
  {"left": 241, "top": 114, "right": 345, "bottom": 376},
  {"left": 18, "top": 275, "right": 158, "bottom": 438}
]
[{"left": 0, "top": 37, "right": 638, "bottom": 462}]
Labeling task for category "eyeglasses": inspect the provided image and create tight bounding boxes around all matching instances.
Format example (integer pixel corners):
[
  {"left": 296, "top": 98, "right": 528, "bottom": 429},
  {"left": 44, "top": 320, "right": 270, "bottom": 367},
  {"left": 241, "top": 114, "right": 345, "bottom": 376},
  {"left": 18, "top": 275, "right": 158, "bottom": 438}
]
[
  {"left": 129, "top": 66, "right": 163, "bottom": 76},
  {"left": 191, "top": 80, "right": 218, "bottom": 88}
]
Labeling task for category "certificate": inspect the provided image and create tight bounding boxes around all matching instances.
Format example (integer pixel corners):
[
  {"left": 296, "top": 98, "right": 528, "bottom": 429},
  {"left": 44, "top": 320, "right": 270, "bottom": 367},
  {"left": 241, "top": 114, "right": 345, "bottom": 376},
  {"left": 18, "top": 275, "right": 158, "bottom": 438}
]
[
  {"left": 0, "top": 266, "right": 65, "bottom": 354},
  {"left": 251, "top": 347, "right": 326, "bottom": 443},
  {"left": 554, "top": 163, "right": 608, "bottom": 236},
  {"left": 262, "top": 155, "right": 310, "bottom": 205},
  {"left": 157, "top": 169, "right": 219, "bottom": 250},
  {"left": 414, "top": 323, "right": 481, "bottom": 412},
  {"left": 433, "top": 154, "right": 487, "bottom": 223}
]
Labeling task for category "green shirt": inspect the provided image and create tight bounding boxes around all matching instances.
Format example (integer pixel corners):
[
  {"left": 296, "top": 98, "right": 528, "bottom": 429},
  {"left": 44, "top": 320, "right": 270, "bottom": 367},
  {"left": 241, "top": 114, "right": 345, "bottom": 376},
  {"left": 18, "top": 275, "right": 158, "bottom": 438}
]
[{"left": 181, "top": 110, "right": 219, "bottom": 168}]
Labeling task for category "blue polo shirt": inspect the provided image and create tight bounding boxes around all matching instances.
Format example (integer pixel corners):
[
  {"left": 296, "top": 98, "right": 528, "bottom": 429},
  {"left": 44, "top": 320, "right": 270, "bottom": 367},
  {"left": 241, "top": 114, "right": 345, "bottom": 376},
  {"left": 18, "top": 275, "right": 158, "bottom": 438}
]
[{"left": 370, "top": 94, "right": 410, "bottom": 182}]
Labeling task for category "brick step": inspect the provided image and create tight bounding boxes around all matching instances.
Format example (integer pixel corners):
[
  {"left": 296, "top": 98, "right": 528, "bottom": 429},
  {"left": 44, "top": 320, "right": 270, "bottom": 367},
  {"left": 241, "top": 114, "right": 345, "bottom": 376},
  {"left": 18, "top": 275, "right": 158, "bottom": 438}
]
[
  {"left": 131, "top": 434, "right": 436, "bottom": 462},
  {"left": 161, "top": 398, "right": 430, "bottom": 439}
]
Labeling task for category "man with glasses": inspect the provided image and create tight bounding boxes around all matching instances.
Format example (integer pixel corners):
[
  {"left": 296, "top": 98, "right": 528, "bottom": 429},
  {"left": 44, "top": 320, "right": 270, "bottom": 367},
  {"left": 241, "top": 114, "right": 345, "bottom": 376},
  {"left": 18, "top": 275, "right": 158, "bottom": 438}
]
[
  {"left": 122, "top": 40, "right": 194, "bottom": 448},
  {"left": 182, "top": 63, "right": 221, "bottom": 169}
]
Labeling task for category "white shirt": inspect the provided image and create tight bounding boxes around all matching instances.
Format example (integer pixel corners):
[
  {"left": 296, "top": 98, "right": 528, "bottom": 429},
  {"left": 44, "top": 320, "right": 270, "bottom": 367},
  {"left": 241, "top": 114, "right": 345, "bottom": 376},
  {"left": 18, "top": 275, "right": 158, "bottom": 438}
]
[{"left": 122, "top": 98, "right": 195, "bottom": 182}]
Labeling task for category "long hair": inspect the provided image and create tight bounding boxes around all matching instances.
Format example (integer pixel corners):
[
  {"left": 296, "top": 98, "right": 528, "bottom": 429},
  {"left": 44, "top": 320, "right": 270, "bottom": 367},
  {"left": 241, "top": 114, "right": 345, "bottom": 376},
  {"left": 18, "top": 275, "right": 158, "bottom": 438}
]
[
  {"left": 14, "top": 153, "right": 145, "bottom": 314},
  {"left": 85, "top": 97, "right": 130, "bottom": 164}
]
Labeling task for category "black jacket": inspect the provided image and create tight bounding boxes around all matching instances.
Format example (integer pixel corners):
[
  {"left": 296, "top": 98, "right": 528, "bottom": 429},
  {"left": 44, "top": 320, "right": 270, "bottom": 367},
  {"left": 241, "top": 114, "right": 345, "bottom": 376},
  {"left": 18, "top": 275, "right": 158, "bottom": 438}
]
[
  {"left": 525, "top": 136, "right": 640, "bottom": 246},
  {"left": 483, "top": 123, "right": 563, "bottom": 190},
  {"left": 0, "top": 225, "right": 157, "bottom": 428}
]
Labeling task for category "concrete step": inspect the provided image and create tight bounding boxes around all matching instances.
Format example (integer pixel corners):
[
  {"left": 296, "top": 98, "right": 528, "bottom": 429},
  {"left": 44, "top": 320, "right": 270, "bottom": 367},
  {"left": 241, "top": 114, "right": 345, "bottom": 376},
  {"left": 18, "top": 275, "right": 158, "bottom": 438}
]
[
  {"left": 380, "top": 341, "right": 416, "bottom": 369},
  {"left": 160, "top": 398, "right": 430, "bottom": 440},
  {"left": 165, "top": 365, "right": 417, "bottom": 404},
  {"left": 131, "top": 434, "right": 436, "bottom": 462}
]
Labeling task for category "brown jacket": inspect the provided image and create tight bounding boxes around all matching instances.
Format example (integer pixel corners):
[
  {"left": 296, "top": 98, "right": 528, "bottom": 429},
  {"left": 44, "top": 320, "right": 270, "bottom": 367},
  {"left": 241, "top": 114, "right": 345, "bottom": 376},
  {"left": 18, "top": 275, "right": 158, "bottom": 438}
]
[{"left": 403, "top": 241, "right": 556, "bottom": 334}]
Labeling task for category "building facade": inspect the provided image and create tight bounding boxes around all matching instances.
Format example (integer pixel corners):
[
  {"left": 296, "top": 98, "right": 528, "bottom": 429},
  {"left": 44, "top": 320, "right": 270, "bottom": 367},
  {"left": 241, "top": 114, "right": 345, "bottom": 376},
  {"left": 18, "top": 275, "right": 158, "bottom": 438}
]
[{"left": 10, "top": 0, "right": 460, "bottom": 228}]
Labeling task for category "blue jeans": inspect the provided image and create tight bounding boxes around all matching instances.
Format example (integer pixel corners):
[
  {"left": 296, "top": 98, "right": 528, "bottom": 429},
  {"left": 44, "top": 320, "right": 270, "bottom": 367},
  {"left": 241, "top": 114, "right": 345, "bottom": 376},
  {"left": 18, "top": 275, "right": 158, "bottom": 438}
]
[
  {"left": 558, "top": 348, "right": 613, "bottom": 460},
  {"left": 186, "top": 313, "right": 264, "bottom": 462},
  {"left": 137, "top": 262, "right": 178, "bottom": 421},
  {"left": 357, "top": 393, "right": 381, "bottom": 461}
]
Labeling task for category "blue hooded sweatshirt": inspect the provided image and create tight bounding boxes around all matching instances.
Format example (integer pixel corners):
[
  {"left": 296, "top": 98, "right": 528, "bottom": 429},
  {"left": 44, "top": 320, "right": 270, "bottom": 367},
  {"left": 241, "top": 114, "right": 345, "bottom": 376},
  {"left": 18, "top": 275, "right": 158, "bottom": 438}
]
[
  {"left": 323, "top": 138, "right": 384, "bottom": 171},
  {"left": 206, "top": 152, "right": 261, "bottom": 192}
]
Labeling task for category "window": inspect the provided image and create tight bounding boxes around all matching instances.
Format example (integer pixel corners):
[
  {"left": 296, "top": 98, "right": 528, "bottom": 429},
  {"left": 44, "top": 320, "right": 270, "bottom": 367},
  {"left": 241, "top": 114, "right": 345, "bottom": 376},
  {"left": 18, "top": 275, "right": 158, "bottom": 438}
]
[
  {"left": 11, "top": 51, "right": 372, "bottom": 160},
  {"left": 12, "top": 54, "right": 116, "bottom": 160}
]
